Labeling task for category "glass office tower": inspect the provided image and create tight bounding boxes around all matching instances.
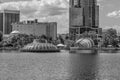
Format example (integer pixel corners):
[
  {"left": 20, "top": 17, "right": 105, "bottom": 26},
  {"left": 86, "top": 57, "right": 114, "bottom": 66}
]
[{"left": 69, "top": 0, "right": 100, "bottom": 40}]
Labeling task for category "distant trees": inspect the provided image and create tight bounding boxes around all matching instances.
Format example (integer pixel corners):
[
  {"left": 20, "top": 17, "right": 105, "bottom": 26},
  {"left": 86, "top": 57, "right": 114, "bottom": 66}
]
[
  {"left": 1, "top": 34, "right": 36, "bottom": 48},
  {"left": 58, "top": 35, "right": 64, "bottom": 44},
  {"left": 102, "top": 28, "right": 118, "bottom": 47},
  {"left": 78, "top": 31, "right": 97, "bottom": 39},
  {"left": 41, "top": 34, "right": 47, "bottom": 40},
  {"left": 1, "top": 33, "right": 56, "bottom": 48}
]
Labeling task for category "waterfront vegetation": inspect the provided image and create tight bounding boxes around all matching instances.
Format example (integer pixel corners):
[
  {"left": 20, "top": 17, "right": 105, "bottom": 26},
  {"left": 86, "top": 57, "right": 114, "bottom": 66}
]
[
  {"left": 0, "top": 28, "right": 119, "bottom": 50},
  {"left": 0, "top": 33, "right": 74, "bottom": 50},
  {"left": 77, "top": 31, "right": 98, "bottom": 45},
  {"left": 77, "top": 28, "right": 120, "bottom": 48},
  {"left": 102, "top": 28, "right": 119, "bottom": 47},
  {"left": 0, "top": 34, "right": 53, "bottom": 49}
]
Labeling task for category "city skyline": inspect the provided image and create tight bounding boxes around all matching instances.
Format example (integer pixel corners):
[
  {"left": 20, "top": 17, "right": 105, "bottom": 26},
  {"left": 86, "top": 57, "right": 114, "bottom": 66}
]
[{"left": 0, "top": 0, "right": 119, "bottom": 33}]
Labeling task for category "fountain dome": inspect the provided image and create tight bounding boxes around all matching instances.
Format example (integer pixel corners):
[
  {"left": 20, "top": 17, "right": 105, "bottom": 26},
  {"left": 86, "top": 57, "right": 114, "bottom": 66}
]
[
  {"left": 75, "top": 38, "right": 94, "bottom": 48},
  {"left": 21, "top": 39, "right": 60, "bottom": 52}
]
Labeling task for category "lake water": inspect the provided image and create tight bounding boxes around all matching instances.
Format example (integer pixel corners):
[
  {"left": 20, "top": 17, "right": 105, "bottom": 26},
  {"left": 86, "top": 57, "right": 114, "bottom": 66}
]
[{"left": 0, "top": 50, "right": 119, "bottom": 80}]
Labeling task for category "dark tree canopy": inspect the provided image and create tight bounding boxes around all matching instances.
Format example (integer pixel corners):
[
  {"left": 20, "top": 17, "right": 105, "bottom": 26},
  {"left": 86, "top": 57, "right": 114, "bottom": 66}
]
[
  {"left": 102, "top": 28, "right": 118, "bottom": 47},
  {"left": 78, "top": 31, "right": 97, "bottom": 40}
]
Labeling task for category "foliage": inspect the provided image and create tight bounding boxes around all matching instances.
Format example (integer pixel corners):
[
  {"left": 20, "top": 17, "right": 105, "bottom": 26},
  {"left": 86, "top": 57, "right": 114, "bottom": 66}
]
[
  {"left": 41, "top": 34, "right": 47, "bottom": 39},
  {"left": 40, "top": 34, "right": 53, "bottom": 43},
  {"left": 78, "top": 31, "right": 98, "bottom": 45},
  {"left": 58, "top": 35, "right": 64, "bottom": 44},
  {"left": 1, "top": 34, "right": 37, "bottom": 48},
  {"left": 0, "top": 33, "right": 57, "bottom": 48},
  {"left": 78, "top": 31, "right": 97, "bottom": 40},
  {"left": 102, "top": 28, "right": 118, "bottom": 47}
]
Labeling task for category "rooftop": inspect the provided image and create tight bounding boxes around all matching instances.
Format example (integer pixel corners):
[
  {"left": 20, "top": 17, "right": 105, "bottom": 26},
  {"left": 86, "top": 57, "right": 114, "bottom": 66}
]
[
  {"left": 12, "top": 19, "right": 57, "bottom": 25},
  {"left": 0, "top": 9, "right": 20, "bottom": 14}
]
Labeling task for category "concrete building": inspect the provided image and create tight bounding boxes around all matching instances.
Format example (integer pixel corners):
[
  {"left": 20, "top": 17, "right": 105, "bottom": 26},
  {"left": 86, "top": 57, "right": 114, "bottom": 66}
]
[
  {"left": 69, "top": 0, "right": 101, "bottom": 40},
  {"left": 0, "top": 10, "right": 20, "bottom": 34},
  {"left": 12, "top": 20, "right": 57, "bottom": 40}
]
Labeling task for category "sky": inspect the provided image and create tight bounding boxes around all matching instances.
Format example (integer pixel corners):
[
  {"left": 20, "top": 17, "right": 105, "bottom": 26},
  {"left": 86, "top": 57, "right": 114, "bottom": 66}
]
[{"left": 0, "top": 0, "right": 120, "bottom": 33}]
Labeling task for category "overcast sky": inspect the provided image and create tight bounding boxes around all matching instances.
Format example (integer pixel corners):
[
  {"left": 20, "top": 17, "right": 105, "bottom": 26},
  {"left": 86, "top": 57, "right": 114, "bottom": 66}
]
[{"left": 0, "top": 0, "right": 119, "bottom": 33}]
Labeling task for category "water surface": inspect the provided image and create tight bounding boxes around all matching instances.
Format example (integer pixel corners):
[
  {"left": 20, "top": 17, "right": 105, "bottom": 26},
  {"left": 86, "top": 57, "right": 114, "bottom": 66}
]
[{"left": 0, "top": 50, "right": 119, "bottom": 80}]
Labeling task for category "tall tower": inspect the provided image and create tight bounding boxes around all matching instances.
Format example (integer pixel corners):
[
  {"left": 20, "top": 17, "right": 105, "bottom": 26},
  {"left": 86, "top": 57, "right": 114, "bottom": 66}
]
[{"left": 69, "top": 0, "right": 100, "bottom": 40}]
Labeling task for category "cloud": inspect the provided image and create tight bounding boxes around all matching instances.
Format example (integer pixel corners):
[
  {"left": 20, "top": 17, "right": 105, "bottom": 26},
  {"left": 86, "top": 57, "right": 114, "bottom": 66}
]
[
  {"left": 107, "top": 10, "right": 120, "bottom": 18},
  {"left": 0, "top": 0, "right": 69, "bottom": 17},
  {"left": 103, "top": 25, "right": 120, "bottom": 32},
  {"left": 0, "top": 0, "right": 69, "bottom": 33}
]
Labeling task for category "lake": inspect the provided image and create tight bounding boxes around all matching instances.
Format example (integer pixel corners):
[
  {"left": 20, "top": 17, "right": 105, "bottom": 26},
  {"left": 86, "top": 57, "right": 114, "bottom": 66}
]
[{"left": 0, "top": 50, "right": 119, "bottom": 80}]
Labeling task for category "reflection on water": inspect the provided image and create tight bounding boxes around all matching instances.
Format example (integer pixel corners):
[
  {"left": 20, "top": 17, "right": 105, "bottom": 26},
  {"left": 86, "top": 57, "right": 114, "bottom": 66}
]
[
  {"left": 68, "top": 54, "right": 99, "bottom": 80},
  {"left": 0, "top": 51, "right": 119, "bottom": 80}
]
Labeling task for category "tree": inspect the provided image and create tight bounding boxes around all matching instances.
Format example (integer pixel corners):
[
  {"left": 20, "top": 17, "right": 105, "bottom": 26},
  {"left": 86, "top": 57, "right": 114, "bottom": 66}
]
[
  {"left": 58, "top": 35, "right": 64, "bottom": 44},
  {"left": 102, "top": 28, "right": 118, "bottom": 47},
  {"left": 41, "top": 34, "right": 47, "bottom": 39},
  {"left": 1, "top": 33, "right": 38, "bottom": 48},
  {"left": 78, "top": 31, "right": 97, "bottom": 39}
]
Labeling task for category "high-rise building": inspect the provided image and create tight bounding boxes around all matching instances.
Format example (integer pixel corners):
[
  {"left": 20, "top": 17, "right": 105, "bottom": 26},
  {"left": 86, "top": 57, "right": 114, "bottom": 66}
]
[
  {"left": 69, "top": 0, "right": 101, "bottom": 40},
  {"left": 0, "top": 10, "right": 20, "bottom": 34}
]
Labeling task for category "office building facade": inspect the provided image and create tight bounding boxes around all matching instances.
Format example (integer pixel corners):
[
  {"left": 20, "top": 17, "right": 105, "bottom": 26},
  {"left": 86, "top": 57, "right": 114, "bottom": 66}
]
[
  {"left": 12, "top": 20, "right": 57, "bottom": 40},
  {"left": 69, "top": 0, "right": 101, "bottom": 39},
  {"left": 0, "top": 10, "right": 20, "bottom": 34}
]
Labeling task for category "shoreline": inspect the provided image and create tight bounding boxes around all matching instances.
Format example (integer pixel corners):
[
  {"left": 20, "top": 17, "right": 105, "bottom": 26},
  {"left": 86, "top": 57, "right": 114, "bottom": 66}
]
[{"left": 0, "top": 47, "right": 19, "bottom": 51}]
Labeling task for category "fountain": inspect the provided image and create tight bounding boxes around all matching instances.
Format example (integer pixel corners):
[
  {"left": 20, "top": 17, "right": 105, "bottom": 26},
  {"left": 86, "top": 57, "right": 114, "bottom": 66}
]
[
  {"left": 70, "top": 38, "right": 97, "bottom": 54},
  {"left": 21, "top": 39, "right": 60, "bottom": 52}
]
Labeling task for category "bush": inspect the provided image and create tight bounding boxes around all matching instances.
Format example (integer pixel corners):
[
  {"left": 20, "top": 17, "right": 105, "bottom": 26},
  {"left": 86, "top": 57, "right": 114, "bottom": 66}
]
[
  {"left": 1, "top": 34, "right": 37, "bottom": 48},
  {"left": 1, "top": 33, "right": 55, "bottom": 48}
]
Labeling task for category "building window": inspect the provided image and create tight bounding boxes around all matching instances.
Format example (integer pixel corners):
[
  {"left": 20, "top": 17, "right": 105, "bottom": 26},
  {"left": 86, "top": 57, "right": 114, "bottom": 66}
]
[{"left": 74, "top": 0, "right": 81, "bottom": 7}]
